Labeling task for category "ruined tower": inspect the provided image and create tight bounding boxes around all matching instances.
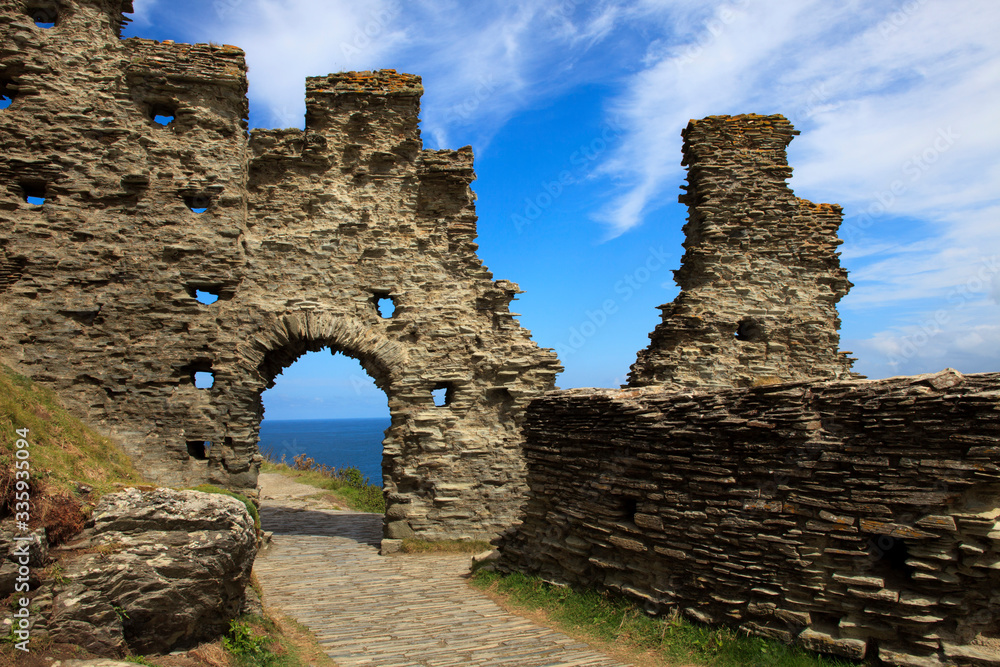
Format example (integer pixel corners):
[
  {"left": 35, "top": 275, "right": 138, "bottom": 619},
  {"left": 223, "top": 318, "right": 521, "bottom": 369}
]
[
  {"left": 628, "top": 114, "right": 857, "bottom": 389},
  {"left": 0, "top": 0, "right": 562, "bottom": 542}
]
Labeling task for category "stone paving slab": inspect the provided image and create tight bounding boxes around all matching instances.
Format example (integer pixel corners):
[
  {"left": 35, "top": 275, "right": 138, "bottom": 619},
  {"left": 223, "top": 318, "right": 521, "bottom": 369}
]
[{"left": 254, "top": 499, "right": 629, "bottom": 667}]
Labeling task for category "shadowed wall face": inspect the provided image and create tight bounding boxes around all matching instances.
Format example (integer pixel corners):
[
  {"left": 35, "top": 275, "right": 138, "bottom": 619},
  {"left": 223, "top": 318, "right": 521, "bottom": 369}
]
[
  {"left": 629, "top": 115, "right": 858, "bottom": 390},
  {"left": 0, "top": 0, "right": 561, "bottom": 542}
]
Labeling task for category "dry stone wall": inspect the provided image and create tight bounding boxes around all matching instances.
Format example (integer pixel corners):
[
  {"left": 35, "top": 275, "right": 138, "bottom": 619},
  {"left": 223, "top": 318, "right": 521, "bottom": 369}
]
[
  {"left": 0, "top": 0, "right": 562, "bottom": 542},
  {"left": 497, "top": 369, "right": 1000, "bottom": 666},
  {"left": 629, "top": 115, "right": 858, "bottom": 390}
]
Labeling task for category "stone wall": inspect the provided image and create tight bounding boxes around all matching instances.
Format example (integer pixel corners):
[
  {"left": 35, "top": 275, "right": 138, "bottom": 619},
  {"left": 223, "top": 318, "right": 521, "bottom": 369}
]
[
  {"left": 0, "top": 0, "right": 561, "bottom": 542},
  {"left": 497, "top": 369, "right": 1000, "bottom": 666},
  {"left": 629, "top": 115, "right": 858, "bottom": 390}
]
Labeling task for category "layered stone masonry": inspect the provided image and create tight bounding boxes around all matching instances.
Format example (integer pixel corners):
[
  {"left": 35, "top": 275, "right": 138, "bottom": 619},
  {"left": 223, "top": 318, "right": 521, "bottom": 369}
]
[
  {"left": 0, "top": 0, "right": 562, "bottom": 542},
  {"left": 629, "top": 114, "right": 858, "bottom": 390},
  {"left": 497, "top": 370, "right": 1000, "bottom": 666}
]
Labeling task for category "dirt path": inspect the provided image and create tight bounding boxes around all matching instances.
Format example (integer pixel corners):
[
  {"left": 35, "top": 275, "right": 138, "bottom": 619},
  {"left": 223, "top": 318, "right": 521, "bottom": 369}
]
[{"left": 253, "top": 472, "right": 630, "bottom": 667}]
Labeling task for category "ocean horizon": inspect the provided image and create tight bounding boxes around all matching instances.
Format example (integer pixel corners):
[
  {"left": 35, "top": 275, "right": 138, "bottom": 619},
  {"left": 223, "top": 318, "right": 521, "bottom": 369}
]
[{"left": 259, "top": 417, "right": 389, "bottom": 486}]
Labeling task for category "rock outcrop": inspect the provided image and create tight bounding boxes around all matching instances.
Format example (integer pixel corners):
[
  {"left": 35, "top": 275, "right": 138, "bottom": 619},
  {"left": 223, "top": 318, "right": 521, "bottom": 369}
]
[{"left": 41, "top": 488, "right": 257, "bottom": 655}]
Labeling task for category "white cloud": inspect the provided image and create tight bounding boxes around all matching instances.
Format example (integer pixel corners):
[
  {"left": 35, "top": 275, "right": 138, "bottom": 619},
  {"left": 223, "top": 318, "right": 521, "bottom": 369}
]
[
  {"left": 592, "top": 1, "right": 1000, "bottom": 328},
  {"left": 186, "top": 0, "right": 407, "bottom": 128},
  {"left": 128, "top": 0, "right": 157, "bottom": 26},
  {"left": 849, "top": 304, "right": 1000, "bottom": 379},
  {"left": 403, "top": 0, "right": 635, "bottom": 149}
]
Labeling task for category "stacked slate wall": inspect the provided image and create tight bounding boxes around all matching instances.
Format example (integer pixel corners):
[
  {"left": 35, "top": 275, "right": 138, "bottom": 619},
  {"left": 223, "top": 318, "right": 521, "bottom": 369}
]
[{"left": 498, "top": 370, "right": 1000, "bottom": 666}]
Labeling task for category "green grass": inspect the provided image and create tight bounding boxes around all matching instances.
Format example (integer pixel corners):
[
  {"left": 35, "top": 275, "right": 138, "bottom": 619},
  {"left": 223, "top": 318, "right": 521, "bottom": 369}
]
[
  {"left": 223, "top": 612, "right": 337, "bottom": 667},
  {"left": 471, "top": 571, "right": 869, "bottom": 667},
  {"left": 261, "top": 454, "right": 385, "bottom": 513},
  {"left": 0, "top": 363, "right": 145, "bottom": 498}
]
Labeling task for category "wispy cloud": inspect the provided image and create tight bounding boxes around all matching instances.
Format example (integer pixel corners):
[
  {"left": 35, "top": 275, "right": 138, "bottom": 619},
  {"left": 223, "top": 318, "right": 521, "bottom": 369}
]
[
  {"left": 582, "top": 0, "right": 1000, "bottom": 374},
  {"left": 129, "top": 0, "right": 157, "bottom": 26},
  {"left": 402, "top": 0, "right": 635, "bottom": 149},
  {"left": 184, "top": 0, "right": 407, "bottom": 128}
]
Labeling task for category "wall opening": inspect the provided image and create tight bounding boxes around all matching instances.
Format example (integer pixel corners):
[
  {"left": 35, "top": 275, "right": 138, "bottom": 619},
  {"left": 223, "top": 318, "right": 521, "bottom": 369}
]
[
  {"left": 371, "top": 292, "right": 396, "bottom": 319},
  {"left": 183, "top": 360, "right": 216, "bottom": 389},
  {"left": 735, "top": 317, "right": 765, "bottom": 342},
  {"left": 187, "top": 441, "right": 211, "bottom": 460},
  {"left": 259, "top": 348, "right": 389, "bottom": 489},
  {"left": 28, "top": 6, "right": 58, "bottom": 28},
  {"left": 866, "top": 533, "right": 913, "bottom": 582},
  {"left": 154, "top": 114, "right": 175, "bottom": 126},
  {"left": 621, "top": 497, "right": 638, "bottom": 523},
  {"left": 432, "top": 383, "right": 454, "bottom": 407},
  {"left": 21, "top": 181, "right": 46, "bottom": 206},
  {"left": 184, "top": 194, "right": 212, "bottom": 213},
  {"left": 0, "top": 69, "right": 20, "bottom": 111},
  {"left": 195, "top": 289, "right": 219, "bottom": 305}
]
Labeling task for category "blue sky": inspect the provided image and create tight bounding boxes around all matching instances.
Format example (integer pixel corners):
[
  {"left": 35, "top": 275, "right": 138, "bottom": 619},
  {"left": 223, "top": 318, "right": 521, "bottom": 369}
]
[{"left": 125, "top": 0, "right": 1000, "bottom": 420}]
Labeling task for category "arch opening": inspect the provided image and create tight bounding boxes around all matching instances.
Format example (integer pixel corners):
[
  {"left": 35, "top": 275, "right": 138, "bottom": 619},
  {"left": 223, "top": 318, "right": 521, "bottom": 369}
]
[{"left": 259, "top": 347, "right": 390, "bottom": 495}]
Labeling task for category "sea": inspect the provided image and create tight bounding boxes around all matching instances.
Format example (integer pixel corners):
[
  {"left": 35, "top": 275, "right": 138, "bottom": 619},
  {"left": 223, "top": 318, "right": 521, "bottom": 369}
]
[{"left": 258, "top": 418, "right": 389, "bottom": 485}]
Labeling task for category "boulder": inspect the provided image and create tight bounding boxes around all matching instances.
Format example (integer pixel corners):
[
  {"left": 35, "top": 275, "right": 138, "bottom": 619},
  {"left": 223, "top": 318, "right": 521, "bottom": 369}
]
[{"left": 47, "top": 488, "right": 257, "bottom": 655}]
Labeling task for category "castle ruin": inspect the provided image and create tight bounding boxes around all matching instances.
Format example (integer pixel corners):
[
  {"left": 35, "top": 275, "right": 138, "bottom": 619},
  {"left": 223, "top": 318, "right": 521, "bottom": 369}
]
[
  {"left": 4, "top": 3, "right": 1000, "bottom": 664},
  {"left": 0, "top": 0, "right": 561, "bottom": 543}
]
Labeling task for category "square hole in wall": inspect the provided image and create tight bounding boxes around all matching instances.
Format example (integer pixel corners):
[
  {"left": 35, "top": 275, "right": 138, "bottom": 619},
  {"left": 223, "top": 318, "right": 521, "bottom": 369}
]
[
  {"left": 28, "top": 6, "right": 58, "bottom": 28},
  {"left": 735, "top": 317, "right": 765, "bottom": 342},
  {"left": 184, "top": 194, "right": 212, "bottom": 214},
  {"left": 186, "top": 441, "right": 211, "bottom": 460},
  {"left": 21, "top": 181, "right": 46, "bottom": 206},
  {"left": 193, "top": 371, "right": 215, "bottom": 389},
  {"left": 432, "top": 383, "right": 454, "bottom": 407},
  {"left": 186, "top": 284, "right": 231, "bottom": 304},
  {"left": 371, "top": 291, "right": 396, "bottom": 318},
  {"left": 194, "top": 288, "right": 220, "bottom": 304}
]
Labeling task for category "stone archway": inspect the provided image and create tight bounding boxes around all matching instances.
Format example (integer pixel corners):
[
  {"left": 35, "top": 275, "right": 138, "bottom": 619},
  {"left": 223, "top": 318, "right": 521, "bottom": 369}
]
[{"left": 249, "top": 314, "right": 404, "bottom": 538}]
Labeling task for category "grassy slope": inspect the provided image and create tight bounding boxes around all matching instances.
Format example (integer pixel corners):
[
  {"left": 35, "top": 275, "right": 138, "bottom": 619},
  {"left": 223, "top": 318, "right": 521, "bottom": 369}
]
[
  {"left": 0, "top": 363, "right": 145, "bottom": 501},
  {"left": 0, "top": 363, "right": 335, "bottom": 666},
  {"left": 260, "top": 459, "right": 386, "bottom": 513}
]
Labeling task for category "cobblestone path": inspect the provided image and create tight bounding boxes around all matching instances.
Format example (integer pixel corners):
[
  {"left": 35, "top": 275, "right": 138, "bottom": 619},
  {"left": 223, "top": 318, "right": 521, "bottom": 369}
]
[{"left": 253, "top": 474, "right": 629, "bottom": 667}]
